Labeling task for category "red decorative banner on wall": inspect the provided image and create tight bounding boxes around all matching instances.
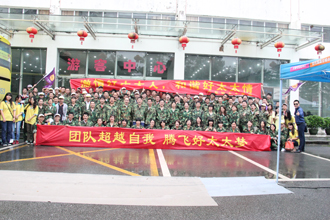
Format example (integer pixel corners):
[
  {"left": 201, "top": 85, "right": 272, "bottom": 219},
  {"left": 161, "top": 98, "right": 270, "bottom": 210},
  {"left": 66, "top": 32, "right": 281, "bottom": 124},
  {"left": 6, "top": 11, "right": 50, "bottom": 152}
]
[
  {"left": 36, "top": 125, "right": 270, "bottom": 151},
  {"left": 70, "top": 78, "right": 262, "bottom": 98}
]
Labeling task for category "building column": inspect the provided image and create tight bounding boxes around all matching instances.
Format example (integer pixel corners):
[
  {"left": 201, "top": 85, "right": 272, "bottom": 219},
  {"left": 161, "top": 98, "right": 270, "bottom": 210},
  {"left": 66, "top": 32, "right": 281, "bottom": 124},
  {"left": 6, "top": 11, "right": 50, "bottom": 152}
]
[{"left": 174, "top": 51, "right": 185, "bottom": 80}]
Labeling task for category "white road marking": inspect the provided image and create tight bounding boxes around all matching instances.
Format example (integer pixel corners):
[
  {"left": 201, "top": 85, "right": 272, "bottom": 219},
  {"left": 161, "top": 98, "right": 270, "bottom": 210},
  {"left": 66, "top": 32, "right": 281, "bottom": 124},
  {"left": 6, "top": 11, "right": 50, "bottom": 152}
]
[
  {"left": 156, "top": 149, "right": 171, "bottom": 177},
  {"left": 278, "top": 178, "right": 330, "bottom": 182},
  {"left": 302, "top": 152, "right": 330, "bottom": 162},
  {"left": 229, "top": 151, "right": 290, "bottom": 180}
]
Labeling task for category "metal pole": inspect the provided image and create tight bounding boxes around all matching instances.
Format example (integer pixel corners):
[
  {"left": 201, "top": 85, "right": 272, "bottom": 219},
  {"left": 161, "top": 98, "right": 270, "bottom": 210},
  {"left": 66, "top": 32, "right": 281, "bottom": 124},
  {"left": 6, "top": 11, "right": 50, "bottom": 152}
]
[{"left": 276, "top": 79, "right": 283, "bottom": 183}]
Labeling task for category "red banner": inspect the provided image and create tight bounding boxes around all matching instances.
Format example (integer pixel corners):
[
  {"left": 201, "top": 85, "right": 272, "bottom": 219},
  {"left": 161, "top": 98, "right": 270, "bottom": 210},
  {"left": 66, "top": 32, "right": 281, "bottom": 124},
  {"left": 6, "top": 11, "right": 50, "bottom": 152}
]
[
  {"left": 70, "top": 79, "right": 262, "bottom": 98},
  {"left": 36, "top": 125, "right": 270, "bottom": 151}
]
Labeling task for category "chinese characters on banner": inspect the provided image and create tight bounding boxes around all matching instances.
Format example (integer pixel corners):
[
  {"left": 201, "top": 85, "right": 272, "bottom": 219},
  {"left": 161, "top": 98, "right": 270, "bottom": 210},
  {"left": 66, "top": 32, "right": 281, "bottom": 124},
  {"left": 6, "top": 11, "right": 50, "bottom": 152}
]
[
  {"left": 70, "top": 78, "right": 262, "bottom": 98},
  {"left": 36, "top": 125, "right": 270, "bottom": 151},
  {"left": 66, "top": 58, "right": 166, "bottom": 74}
]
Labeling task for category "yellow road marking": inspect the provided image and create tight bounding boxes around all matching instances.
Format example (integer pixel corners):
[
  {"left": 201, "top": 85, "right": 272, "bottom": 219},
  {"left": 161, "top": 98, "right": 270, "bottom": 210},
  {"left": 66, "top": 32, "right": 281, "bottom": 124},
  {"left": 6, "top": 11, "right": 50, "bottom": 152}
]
[
  {"left": 0, "top": 153, "right": 72, "bottom": 164},
  {"left": 56, "top": 146, "right": 140, "bottom": 176},
  {"left": 0, "top": 148, "right": 118, "bottom": 164},
  {"left": 0, "top": 144, "right": 27, "bottom": 155},
  {"left": 149, "top": 149, "right": 159, "bottom": 176}
]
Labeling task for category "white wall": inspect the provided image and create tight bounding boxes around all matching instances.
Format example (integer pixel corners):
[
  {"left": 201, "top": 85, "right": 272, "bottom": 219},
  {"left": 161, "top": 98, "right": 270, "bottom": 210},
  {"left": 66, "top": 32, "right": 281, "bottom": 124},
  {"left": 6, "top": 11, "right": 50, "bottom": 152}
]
[{"left": 1, "top": 0, "right": 51, "bottom": 9}]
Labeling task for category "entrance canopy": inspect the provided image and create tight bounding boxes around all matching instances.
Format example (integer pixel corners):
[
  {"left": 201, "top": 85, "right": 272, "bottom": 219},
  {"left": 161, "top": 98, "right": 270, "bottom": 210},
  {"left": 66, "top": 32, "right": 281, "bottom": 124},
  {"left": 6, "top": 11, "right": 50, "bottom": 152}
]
[
  {"left": 0, "top": 13, "right": 323, "bottom": 49},
  {"left": 280, "top": 57, "right": 330, "bottom": 82}
]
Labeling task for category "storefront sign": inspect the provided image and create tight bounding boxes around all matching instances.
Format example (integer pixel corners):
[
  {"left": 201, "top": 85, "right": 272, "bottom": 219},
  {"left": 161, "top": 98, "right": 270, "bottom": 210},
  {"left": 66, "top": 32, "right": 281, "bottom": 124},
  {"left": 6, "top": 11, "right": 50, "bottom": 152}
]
[
  {"left": 70, "top": 78, "right": 262, "bottom": 97},
  {"left": 36, "top": 125, "right": 270, "bottom": 151}
]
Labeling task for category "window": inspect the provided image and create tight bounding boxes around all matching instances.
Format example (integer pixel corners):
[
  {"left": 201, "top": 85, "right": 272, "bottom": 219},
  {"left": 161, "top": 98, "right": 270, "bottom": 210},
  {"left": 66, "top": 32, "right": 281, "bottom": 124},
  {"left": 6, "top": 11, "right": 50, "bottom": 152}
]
[
  {"left": 211, "top": 56, "right": 237, "bottom": 82},
  {"left": 265, "top": 22, "right": 276, "bottom": 28},
  {"left": 278, "top": 23, "right": 289, "bottom": 29},
  {"left": 186, "top": 16, "right": 198, "bottom": 22},
  {"left": 24, "top": 9, "right": 37, "bottom": 14},
  {"left": 213, "top": 18, "right": 225, "bottom": 23},
  {"left": 0, "top": 8, "right": 9, "bottom": 13},
  {"left": 39, "top": 10, "right": 50, "bottom": 15},
  {"left": 116, "top": 51, "right": 145, "bottom": 77},
  {"left": 253, "top": 21, "right": 264, "bottom": 27},
  {"left": 226, "top": 19, "right": 238, "bottom": 24},
  {"left": 90, "top": 11, "right": 102, "bottom": 17},
  {"left": 10, "top": 8, "right": 23, "bottom": 14},
  {"left": 238, "top": 58, "right": 262, "bottom": 83},
  {"left": 146, "top": 53, "right": 174, "bottom": 80},
  {"left": 58, "top": 49, "right": 87, "bottom": 76},
  {"left": 22, "top": 48, "right": 47, "bottom": 92},
  {"left": 133, "top": 13, "right": 146, "bottom": 19},
  {"left": 162, "top": 14, "right": 175, "bottom": 20},
  {"left": 11, "top": 48, "right": 21, "bottom": 97},
  {"left": 104, "top": 12, "right": 117, "bottom": 18},
  {"left": 240, "top": 20, "right": 251, "bottom": 26},
  {"left": 299, "top": 81, "right": 319, "bottom": 116},
  {"left": 88, "top": 51, "right": 116, "bottom": 76},
  {"left": 199, "top": 17, "right": 212, "bottom": 23},
  {"left": 264, "top": 59, "right": 288, "bottom": 87},
  {"left": 118, "top": 12, "right": 132, "bottom": 18},
  {"left": 184, "top": 55, "right": 210, "bottom": 80},
  {"left": 324, "top": 27, "right": 330, "bottom": 43},
  {"left": 322, "top": 82, "right": 330, "bottom": 117},
  {"left": 148, "top": 14, "right": 161, "bottom": 20},
  {"left": 301, "top": 25, "right": 309, "bottom": 31},
  {"left": 61, "top": 11, "right": 74, "bottom": 16},
  {"left": 75, "top": 11, "right": 88, "bottom": 16}
]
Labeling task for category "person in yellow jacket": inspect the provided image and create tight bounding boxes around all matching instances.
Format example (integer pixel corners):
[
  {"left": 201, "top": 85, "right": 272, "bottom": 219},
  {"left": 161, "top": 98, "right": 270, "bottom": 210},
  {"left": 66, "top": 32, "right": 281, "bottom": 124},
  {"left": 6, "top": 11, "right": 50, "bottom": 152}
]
[
  {"left": 25, "top": 96, "right": 39, "bottom": 144},
  {"left": 0, "top": 93, "right": 16, "bottom": 146},
  {"left": 12, "top": 95, "right": 24, "bottom": 144}
]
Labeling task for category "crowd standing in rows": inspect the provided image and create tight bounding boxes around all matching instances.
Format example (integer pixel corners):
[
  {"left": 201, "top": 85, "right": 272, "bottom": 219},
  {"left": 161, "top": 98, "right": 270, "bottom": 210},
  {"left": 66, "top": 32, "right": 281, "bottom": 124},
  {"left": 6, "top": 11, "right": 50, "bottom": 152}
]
[{"left": 0, "top": 84, "right": 303, "bottom": 152}]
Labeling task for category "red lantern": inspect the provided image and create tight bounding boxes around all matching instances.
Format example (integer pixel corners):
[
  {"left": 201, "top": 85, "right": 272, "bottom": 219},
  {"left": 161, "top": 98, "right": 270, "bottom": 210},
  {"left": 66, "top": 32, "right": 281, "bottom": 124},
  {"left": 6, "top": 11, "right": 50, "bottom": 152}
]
[
  {"left": 77, "top": 30, "right": 88, "bottom": 45},
  {"left": 231, "top": 38, "right": 242, "bottom": 53},
  {"left": 274, "top": 42, "right": 285, "bottom": 57},
  {"left": 315, "top": 44, "right": 325, "bottom": 59},
  {"left": 26, "top": 27, "right": 38, "bottom": 43},
  {"left": 179, "top": 36, "right": 189, "bottom": 50},
  {"left": 128, "top": 32, "right": 139, "bottom": 49}
]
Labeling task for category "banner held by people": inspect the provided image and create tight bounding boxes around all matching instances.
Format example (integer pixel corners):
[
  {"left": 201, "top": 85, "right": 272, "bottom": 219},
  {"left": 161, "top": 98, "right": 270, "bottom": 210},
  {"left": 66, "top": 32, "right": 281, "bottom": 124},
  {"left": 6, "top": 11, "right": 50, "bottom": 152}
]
[
  {"left": 36, "top": 125, "right": 271, "bottom": 151},
  {"left": 70, "top": 78, "right": 262, "bottom": 98}
]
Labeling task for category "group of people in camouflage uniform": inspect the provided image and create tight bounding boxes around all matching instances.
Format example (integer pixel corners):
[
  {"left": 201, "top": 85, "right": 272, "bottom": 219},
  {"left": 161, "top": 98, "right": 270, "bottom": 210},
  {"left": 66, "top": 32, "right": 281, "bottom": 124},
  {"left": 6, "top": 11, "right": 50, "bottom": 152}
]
[{"left": 27, "top": 85, "right": 294, "bottom": 150}]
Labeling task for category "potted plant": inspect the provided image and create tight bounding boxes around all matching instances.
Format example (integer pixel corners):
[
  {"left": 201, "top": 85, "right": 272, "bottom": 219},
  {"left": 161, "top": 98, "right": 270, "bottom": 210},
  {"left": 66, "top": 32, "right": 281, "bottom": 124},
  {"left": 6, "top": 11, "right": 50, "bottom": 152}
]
[
  {"left": 321, "top": 117, "right": 330, "bottom": 135},
  {"left": 305, "top": 115, "right": 324, "bottom": 135}
]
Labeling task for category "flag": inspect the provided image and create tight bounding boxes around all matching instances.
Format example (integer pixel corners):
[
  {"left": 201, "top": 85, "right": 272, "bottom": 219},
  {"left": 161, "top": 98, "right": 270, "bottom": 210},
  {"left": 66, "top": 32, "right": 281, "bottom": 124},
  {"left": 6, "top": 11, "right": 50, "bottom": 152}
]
[
  {"left": 44, "top": 68, "right": 55, "bottom": 88},
  {"left": 283, "top": 82, "right": 305, "bottom": 95}
]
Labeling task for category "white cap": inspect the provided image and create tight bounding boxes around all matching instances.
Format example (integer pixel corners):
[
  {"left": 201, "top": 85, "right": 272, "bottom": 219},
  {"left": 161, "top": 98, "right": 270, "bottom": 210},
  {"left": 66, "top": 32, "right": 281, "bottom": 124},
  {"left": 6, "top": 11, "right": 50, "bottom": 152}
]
[
  {"left": 27, "top": 84, "right": 32, "bottom": 88},
  {"left": 38, "top": 92, "right": 45, "bottom": 96},
  {"left": 135, "top": 91, "right": 140, "bottom": 95},
  {"left": 194, "top": 95, "right": 199, "bottom": 99},
  {"left": 82, "top": 91, "right": 88, "bottom": 94},
  {"left": 71, "top": 92, "right": 76, "bottom": 95},
  {"left": 38, "top": 114, "right": 45, "bottom": 117},
  {"left": 54, "top": 113, "right": 61, "bottom": 117},
  {"left": 59, "top": 96, "right": 64, "bottom": 99},
  {"left": 122, "top": 87, "right": 126, "bottom": 90},
  {"left": 86, "top": 94, "right": 92, "bottom": 98},
  {"left": 55, "top": 87, "right": 59, "bottom": 90},
  {"left": 199, "top": 93, "right": 203, "bottom": 96},
  {"left": 49, "top": 88, "right": 53, "bottom": 91}
]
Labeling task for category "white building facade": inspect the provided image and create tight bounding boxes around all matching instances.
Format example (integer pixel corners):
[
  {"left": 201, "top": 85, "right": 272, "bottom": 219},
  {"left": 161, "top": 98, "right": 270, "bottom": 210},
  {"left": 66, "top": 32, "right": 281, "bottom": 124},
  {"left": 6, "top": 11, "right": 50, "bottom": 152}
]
[{"left": 1, "top": 0, "right": 329, "bottom": 115}]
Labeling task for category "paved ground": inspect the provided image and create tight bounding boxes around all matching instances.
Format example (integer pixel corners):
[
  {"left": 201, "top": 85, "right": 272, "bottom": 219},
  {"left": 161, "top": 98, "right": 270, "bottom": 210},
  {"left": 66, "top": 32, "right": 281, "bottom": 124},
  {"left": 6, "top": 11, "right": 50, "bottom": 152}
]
[{"left": 0, "top": 144, "right": 330, "bottom": 219}]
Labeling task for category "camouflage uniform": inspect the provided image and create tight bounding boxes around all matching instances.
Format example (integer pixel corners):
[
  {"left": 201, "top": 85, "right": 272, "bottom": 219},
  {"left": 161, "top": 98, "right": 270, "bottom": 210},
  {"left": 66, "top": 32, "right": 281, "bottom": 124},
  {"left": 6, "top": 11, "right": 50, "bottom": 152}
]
[
  {"left": 164, "top": 100, "right": 172, "bottom": 109},
  {"left": 218, "top": 114, "right": 230, "bottom": 129},
  {"left": 94, "top": 123, "right": 105, "bottom": 127},
  {"left": 44, "top": 106, "right": 57, "bottom": 121},
  {"left": 227, "top": 127, "right": 240, "bottom": 133},
  {"left": 182, "top": 126, "right": 194, "bottom": 131},
  {"left": 217, "top": 127, "right": 227, "bottom": 132},
  {"left": 108, "top": 104, "right": 119, "bottom": 122},
  {"left": 180, "top": 110, "right": 192, "bottom": 126},
  {"left": 243, "top": 127, "right": 256, "bottom": 134},
  {"left": 167, "top": 108, "right": 180, "bottom": 128},
  {"left": 145, "top": 106, "right": 157, "bottom": 126},
  {"left": 259, "top": 110, "right": 269, "bottom": 125},
  {"left": 85, "top": 109, "right": 98, "bottom": 124},
  {"left": 203, "top": 112, "right": 218, "bottom": 125},
  {"left": 78, "top": 120, "right": 94, "bottom": 127},
  {"left": 132, "top": 105, "right": 146, "bottom": 122},
  {"left": 257, "top": 127, "right": 269, "bottom": 135},
  {"left": 171, "top": 126, "right": 182, "bottom": 130},
  {"left": 119, "top": 105, "right": 133, "bottom": 124},
  {"left": 106, "top": 122, "right": 118, "bottom": 127},
  {"left": 50, "top": 121, "right": 63, "bottom": 125},
  {"left": 38, "top": 106, "right": 45, "bottom": 115},
  {"left": 269, "top": 130, "right": 278, "bottom": 149},
  {"left": 238, "top": 107, "right": 251, "bottom": 130},
  {"left": 191, "top": 109, "right": 204, "bottom": 125},
  {"left": 250, "top": 110, "right": 260, "bottom": 128},
  {"left": 156, "top": 107, "right": 169, "bottom": 124},
  {"left": 158, "top": 126, "right": 170, "bottom": 130},
  {"left": 95, "top": 105, "right": 110, "bottom": 123},
  {"left": 280, "top": 127, "right": 289, "bottom": 149},
  {"left": 194, "top": 124, "right": 204, "bottom": 131},
  {"left": 131, "top": 125, "right": 144, "bottom": 129},
  {"left": 62, "top": 119, "right": 76, "bottom": 126},
  {"left": 68, "top": 103, "right": 81, "bottom": 122}
]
